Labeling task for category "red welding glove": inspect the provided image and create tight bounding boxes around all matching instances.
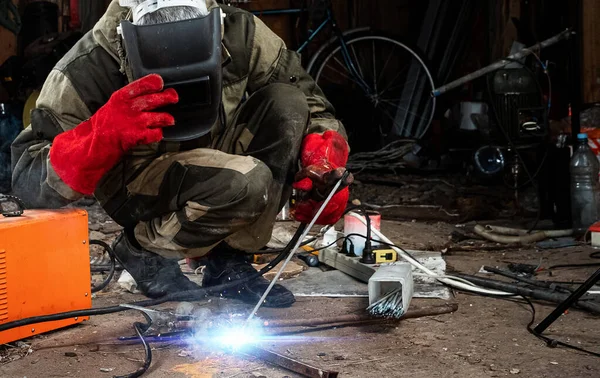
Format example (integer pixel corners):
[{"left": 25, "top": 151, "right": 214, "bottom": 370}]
[
  {"left": 292, "top": 130, "right": 353, "bottom": 225},
  {"left": 49, "top": 74, "right": 178, "bottom": 195}
]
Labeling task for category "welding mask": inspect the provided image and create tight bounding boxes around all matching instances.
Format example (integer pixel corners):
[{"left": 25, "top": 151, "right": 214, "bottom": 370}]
[{"left": 118, "top": 0, "right": 223, "bottom": 142}]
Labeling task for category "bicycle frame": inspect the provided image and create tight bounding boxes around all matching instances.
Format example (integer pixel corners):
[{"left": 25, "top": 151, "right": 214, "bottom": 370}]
[{"left": 250, "top": 6, "right": 372, "bottom": 94}]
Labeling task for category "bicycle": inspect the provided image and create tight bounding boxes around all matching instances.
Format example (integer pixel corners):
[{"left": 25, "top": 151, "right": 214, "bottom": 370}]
[{"left": 223, "top": 0, "right": 436, "bottom": 150}]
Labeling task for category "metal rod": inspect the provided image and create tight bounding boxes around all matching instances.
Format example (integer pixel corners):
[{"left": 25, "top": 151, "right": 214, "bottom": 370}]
[
  {"left": 174, "top": 304, "right": 459, "bottom": 330},
  {"left": 431, "top": 29, "right": 573, "bottom": 97},
  {"left": 242, "top": 346, "right": 339, "bottom": 378},
  {"left": 534, "top": 268, "right": 600, "bottom": 334},
  {"left": 261, "top": 303, "right": 458, "bottom": 327},
  {"left": 247, "top": 176, "right": 346, "bottom": 322},
  {"left": 455, "top": 274, "right": 600, "bottom": 314}
]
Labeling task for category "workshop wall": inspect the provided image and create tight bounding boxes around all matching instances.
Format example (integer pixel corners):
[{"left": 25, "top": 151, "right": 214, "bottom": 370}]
[
  {"left": 0, "top": 0, "right": 19, "bottom": 67},
  {"left": 234, "top": 0, "right": 294, "bottom": 47},
  {"left": 236, "top": 0, "right": 415, "bottom": 52},
  {"left": 582, "top": 0, "right": 600, "bottom": 104},
  {"left": 331, "top": 0, "right": 413, "bottom": 37}
]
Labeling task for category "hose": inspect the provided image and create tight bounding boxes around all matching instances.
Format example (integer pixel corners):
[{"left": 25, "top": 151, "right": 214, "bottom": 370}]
[{"left": 474, "top": 225, "right": 573, "bottom": 245}]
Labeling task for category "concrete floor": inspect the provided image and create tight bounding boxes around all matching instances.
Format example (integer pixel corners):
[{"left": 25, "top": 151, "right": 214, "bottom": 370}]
[{"left": 1, "top": 217, "right": 599, "bottom": 378}]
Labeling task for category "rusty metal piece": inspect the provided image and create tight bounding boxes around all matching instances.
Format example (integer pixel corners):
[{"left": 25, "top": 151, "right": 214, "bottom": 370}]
[
  {"left": 174, "top": 303, "right": 459, "bottom": 331},
  {"left": 262, "top": 303, "right": 459, "bottom": 328},
  {"left": 243, "top": 346, "right": 339, "bottom": 378}
]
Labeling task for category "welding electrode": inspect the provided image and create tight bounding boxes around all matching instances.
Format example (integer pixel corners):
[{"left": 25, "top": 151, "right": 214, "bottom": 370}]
[{"left": 247, "top": 173, "right": 349, "bottom": 322}]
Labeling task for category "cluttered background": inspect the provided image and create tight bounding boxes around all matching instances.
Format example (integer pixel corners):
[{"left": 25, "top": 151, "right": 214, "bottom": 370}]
[
  {"left": 1, "top": 0, "right": 599, "bottom": 230},
  {"left": 1, "top": 1, "right": 600, "bottom": 377}
]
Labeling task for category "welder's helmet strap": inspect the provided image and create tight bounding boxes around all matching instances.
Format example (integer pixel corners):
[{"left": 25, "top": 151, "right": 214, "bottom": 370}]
[{"left": 119, "top": 0, "right": 208, "bottom": 24}]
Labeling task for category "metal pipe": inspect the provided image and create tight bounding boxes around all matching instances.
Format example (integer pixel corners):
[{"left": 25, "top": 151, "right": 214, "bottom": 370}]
[
  {"left": 455, "top": 274, "right": 600, "bottom": 314},
  {"left": 431, "top": 29, "right": 573, "bottom": 97},
  {"left": 261, "top": 303, "right": 459, "bottom": 328}
]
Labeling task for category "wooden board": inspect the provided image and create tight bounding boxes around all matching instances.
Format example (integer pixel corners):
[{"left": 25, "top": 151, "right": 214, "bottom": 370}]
[
  {"left": 582, "top": 0, "right": 600, "bottom": 104},
  {"left": 254, "top": 260, "right": 305, "bottom": 281}
]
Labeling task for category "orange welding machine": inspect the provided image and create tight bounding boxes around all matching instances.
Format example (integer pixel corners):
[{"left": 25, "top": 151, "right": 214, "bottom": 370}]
[{"left": 0, "top": 207, "right": 92, "bottom": 344}]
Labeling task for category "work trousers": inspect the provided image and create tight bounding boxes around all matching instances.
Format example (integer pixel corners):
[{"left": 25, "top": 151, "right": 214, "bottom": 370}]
[{"left": 106, "top": 84, "right": 309, "bottom": 259}]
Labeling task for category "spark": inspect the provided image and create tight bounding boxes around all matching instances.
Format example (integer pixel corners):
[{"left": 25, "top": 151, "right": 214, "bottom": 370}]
[{"left": 192, "top": 318, "right": 264, "bottom": 352}]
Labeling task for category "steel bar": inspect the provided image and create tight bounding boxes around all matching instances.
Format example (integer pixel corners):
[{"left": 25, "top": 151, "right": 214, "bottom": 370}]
[
  {"left": 455, "top": 274, "right": 600, "bottom": 314},
  {"left": 243, "top": 346, "right": 339, "bottom": 378},
  {"left": 483, "top": 225, "right": 573, "bottom": 237},
  {"left": 482, "top": 266, "right": 573, "bottom": 293},
  {"left": 534, "top": 268, "right": 600, "bottom": 334},
  {"left": 261, "top": 303, "right": 459, "bottom": 328},
  {"left": 431, "top": 29, "right": 572, "bottom": 97}
]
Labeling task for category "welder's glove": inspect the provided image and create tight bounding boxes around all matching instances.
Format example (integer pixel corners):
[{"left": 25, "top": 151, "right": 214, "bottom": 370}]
[
  {"left": 50, "top": 74, "right": 178, "bottom": 195},
  {"left": 292, "top": 130, "right": 353, "bottom": 225}
]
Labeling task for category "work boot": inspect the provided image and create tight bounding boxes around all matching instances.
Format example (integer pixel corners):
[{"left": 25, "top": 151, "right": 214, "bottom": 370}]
[
  {"left": 202, "top": 244, "right": 296, "bottom": 308},
  {"left": 112, "top": 230, "right": 200, "bottom": 298}
]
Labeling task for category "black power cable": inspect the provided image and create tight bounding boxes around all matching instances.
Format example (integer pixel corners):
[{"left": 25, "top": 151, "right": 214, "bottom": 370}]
[
  {"left": 0, "top": 223, "right": 307, "bottom": 333},
  {"left": 116, "top": 323, "right": 153, "bottom": 378},
  {"left": 359, "top": 206, "right": 376, "bottom": 264},
  {"left": 523, "top": 295, "right": 600, "bottom": 358},
  {"left": 90, "top": 240, "right": 116, "bottom": 293}
]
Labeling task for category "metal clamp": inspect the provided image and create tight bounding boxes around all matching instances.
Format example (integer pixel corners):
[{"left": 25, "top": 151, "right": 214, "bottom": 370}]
[{"left": 119, "top": 304, "right": 186, "bottom": 336}]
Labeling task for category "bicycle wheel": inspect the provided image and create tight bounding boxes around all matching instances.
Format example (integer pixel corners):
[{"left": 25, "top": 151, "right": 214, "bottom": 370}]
[{"left": 310, "top": 34, "right": 436, "bottom": 150}]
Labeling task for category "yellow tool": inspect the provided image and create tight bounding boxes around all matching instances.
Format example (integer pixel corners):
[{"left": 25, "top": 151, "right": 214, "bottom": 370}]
[{"left": 373, "top": 249, "right": 397, "bottom": 264}]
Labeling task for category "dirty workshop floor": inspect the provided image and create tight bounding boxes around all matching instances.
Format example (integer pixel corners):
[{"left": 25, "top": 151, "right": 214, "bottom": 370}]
[{"left": 1, "top": 175, "right": 599, "bottom": 378}]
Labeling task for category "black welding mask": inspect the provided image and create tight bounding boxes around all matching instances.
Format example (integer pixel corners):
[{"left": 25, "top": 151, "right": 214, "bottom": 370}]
[{"left": 119, "top": 2, "right": 222, "bottom": 142}]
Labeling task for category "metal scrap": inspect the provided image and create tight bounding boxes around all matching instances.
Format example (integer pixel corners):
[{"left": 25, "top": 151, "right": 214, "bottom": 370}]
[{"left": 242, "top": 346, "right": 339, "bottom": 378}]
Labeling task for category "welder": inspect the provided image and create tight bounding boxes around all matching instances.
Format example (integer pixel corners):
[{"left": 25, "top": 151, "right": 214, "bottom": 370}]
[{"left": 10, "top": 0, "right": 352, "bottom": 308}]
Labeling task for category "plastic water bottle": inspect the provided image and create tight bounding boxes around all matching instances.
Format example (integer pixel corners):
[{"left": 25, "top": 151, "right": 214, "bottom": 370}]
[{"left": 570, "top": 133, "right": 600, "bottom": 234}]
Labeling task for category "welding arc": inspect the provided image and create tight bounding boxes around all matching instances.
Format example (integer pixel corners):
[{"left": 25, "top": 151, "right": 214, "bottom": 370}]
[{"left": 0, "top": 223, "right": 308, "bottom": 333}]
